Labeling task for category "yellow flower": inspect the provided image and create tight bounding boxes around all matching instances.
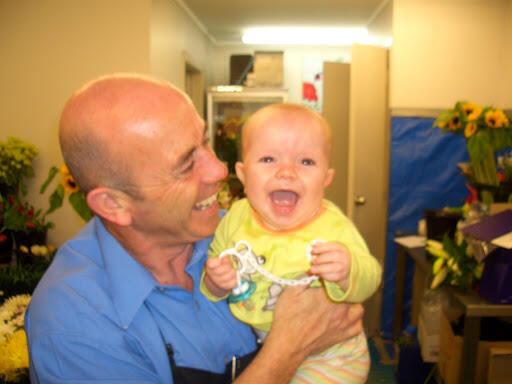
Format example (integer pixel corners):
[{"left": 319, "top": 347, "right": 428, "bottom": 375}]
[
  {"left": 448, "top": 113, "right": 461, "bottom": 131},
  {"left": 462, "top": 103, "right": 482, "bottom": 120},
  {"left": 464, "top": 122, "right": 477, "bottom": 138},
  {"left": 61, "top": 173, "right": 79, "bottom": 194},
  {"left": 60, "top": 163, "right": 71, "bottom": 176},
  {"left": 0, "top": 330, "right": 29, "bottom": 382},
  {"left": 485, "top": 109, "right": 509, "bottom": 128}
]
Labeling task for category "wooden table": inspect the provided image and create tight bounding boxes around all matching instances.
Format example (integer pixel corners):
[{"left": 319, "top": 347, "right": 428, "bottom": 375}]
[{"left": 393, "top": 240, "right": 512, "bottom": 384}]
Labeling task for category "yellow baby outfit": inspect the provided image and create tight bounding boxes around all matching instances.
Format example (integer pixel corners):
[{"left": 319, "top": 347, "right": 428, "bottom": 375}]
[{"left": 200, "top": 198, "right": 382, "bottom": 383}]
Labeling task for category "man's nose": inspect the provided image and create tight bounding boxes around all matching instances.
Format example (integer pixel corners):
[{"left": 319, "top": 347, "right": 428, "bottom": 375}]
[{"left": 201, "top": 146, "right": 228, "bottom": 183}]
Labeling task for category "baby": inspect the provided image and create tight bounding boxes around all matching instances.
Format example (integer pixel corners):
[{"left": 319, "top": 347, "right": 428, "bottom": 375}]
[{"left": 200, "top": 103, "right": 382, "bottom": 383}]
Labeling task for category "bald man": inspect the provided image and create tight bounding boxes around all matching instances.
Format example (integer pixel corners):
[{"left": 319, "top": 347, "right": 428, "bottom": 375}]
[{"left": 25, "top": 74, "right": 364, "bottom": 384}]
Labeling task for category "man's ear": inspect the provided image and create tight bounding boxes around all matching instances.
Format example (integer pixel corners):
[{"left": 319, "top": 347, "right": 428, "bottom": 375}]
[
  {"left": 86, "top": 187, "right": 133, "bottom": 226},
  {"left": 324, "top": 168, "right": 335, "bottom": 188},
  {"left": 235, "top": 161, "right": 246, "bottom": 185}
]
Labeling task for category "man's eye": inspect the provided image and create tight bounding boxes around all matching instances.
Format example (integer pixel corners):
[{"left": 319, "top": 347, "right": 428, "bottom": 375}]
[
  {"left": 181, "top": 161, "right": 194, "bottom": 174},
  {"left": 259, "top": 156, "right": 274, "bottom": 163},
  {"left": 301, "top": 158, "right": 316, "bottom": 166}
]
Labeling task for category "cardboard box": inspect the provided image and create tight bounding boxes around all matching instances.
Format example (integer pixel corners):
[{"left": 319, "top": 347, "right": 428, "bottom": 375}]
[
  {"left": 438, "top": 310, "right": 512, "bottom": 384},
  {"left": 418, "top": 314, "right": 439, "bottom": 362},
  {"left": 253, "top": 51, "right": 283, "bottom": 87},
  {"left": 487, "top": 347, "right": 512, "bottom": 384}
]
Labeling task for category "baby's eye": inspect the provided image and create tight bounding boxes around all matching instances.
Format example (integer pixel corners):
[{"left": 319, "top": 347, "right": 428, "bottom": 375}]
[
  {"left": 259, "top": 156, "right": 274, "bottom": 163},
  {"left": 301, "top": 158, "right": 316, "bottom": 166}
]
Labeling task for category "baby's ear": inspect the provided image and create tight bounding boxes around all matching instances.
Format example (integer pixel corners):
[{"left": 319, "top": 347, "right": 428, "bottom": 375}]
[
  {"left": 235, "top": 161, "right": 246, "bottom": 185},
  {"left": 324, "top": 168, "right": 335, "bottom": 188}
]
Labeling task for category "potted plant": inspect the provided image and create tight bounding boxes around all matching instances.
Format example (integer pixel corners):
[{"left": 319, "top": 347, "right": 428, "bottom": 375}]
[{"left": 433, "top": 102, "right": 512, "bottom": 205}]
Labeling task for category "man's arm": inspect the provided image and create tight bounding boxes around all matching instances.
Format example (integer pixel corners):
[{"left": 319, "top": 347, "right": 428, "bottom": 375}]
[{"left": 234, "top": 286, "right": 364, "bottom": 384}]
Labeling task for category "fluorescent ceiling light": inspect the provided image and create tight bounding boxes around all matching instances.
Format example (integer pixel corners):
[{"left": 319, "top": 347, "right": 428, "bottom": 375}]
[{"left": 242, "top": 27, "right": 369, "bottom": 46}]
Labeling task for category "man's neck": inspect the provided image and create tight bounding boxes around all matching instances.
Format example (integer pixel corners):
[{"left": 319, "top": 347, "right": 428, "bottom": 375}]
[{"left": 106, "top": 223, "right": 195, "bottom": 291}]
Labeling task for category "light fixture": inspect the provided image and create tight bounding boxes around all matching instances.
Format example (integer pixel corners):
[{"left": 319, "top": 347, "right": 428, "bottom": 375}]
[{"left": 241, "top": 27, "right": 370, "bottom": 46}]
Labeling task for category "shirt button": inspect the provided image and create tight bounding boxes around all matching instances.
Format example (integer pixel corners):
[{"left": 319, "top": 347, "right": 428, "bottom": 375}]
[{"left": 157, "top": 287, "right": 165, "bottom": 292}]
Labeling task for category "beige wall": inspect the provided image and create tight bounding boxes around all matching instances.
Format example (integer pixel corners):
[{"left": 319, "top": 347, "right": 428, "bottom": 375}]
[
  {"left": 391, "top": 0, "right": 510, "bottom": 110},
  {"left": 151, "top": 0, "right": 212, "bottom": 89},
  {"left": 504, "top": 1, "right": 512, "bottom": 107},
  {"left": 1, "top": 0, "right": 212, "bottom": 247}
]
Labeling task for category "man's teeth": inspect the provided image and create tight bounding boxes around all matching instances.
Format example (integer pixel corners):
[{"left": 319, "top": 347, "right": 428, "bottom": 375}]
[{"left": 195, "top": 193, "right": 218, "bottom": 210}]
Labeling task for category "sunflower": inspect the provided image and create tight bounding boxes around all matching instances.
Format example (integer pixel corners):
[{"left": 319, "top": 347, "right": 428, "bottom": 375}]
[
  {"left": 448, "top": 113, "right": 462, "bottom": 131},
  {"left": 464, "top": 122, "right": 477, "bottom": 138},
  {"left": 462, "top": 103, "right": 482, "bottom": 121},
  {"left": 61, "top": 173, "right": 80, "bottom": 194},
  {"left": 60, "top": 163, "right": 71, "bottom": 176},
  {"left": 485, "top": 109, "right": 509, "bottom": 128}
]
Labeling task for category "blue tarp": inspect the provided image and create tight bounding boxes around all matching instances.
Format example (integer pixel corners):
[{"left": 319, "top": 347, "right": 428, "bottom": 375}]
[{"left": 380, "top": 116, "right": 469, "bottom": 339}]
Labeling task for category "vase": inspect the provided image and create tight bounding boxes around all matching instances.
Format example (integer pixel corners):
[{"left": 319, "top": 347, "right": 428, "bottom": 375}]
[{"left": 473, "top": 181, "right": 512, "bottom": 203}]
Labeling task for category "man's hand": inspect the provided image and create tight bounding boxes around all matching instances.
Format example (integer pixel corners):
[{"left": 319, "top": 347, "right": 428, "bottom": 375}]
[
  {"left": 235, "top": 286, "right": 364, "bottom": 384},
  {"left": 309, "top": 241, "right": 351, "bottom": 290},
  {"left": 204, "top": 256, "right": 238, "bottom": 297},
  {"left": 270, "top": 286, "right": 363, "bottom": 356}
]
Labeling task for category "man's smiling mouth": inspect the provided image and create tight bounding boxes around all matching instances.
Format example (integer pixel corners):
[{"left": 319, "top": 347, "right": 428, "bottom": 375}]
[{"left": 194, "top": 193, "right": 218, "bottom": 210}]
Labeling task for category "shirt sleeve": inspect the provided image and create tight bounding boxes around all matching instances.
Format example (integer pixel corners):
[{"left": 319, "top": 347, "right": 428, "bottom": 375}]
[
  {"left": 324, "top": 214, "right": 382, "bottom": 303},
  {"left": 28, "top": 334, "right": 162, "bottom": 384}
]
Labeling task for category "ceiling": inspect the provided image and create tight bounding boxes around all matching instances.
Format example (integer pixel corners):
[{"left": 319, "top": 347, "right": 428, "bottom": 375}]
[{"left": 180, "top": 0, "right": 389, "bottom": 45}]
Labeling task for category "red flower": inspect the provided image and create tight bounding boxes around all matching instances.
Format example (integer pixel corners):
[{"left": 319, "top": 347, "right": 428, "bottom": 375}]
[
  {"left": 0, "top": 203, "right": 4, "bottom": 212},
  {"left": 498, "top": 172, "right": 506, "bottom": 182},
  {"left": 26, "top": 209, "right": 34, "bottom": 218},
  {"left": 17, "top": 204, "right": 24, "bottom": 213},
  {"left": 26, "top": 222, "right": 36, "bottom": 229},
  {"left": 9, "top": 197, "right": 15, "bottom": 205},
  {"left": 0, "top": 234, "right": 7, "bottom": 242}
]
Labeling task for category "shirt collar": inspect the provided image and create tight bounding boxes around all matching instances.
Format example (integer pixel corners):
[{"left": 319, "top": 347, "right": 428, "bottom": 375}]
[{"left": 95, "top": 219, "right": 157, "bottom": 329}]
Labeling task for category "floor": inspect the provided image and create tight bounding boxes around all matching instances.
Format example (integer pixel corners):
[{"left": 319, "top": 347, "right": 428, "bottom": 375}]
[{"left": 367, "top": 337, "right": 397, "bottom": 384}]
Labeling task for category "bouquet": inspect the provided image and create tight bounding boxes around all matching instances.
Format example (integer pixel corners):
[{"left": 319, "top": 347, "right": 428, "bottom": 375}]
[{"left": 434, "top": 102, "right": 512, "bottom": 204}]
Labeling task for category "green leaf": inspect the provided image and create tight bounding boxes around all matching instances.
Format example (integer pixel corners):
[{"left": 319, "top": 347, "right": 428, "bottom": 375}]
[
  {"left": 46, "top": 184, "right": 65, "bottom": 215},
  {"left": 40, "top": 166, "right": 59, "bottom": 193},
  {"left": 433, "top": 109, "right": 455, "bottom": 128},
  {"left": 20, "top": 181, "right": 27, "bottom": 196},
  {"left": 69, "top": 191, "right": 93, "bottom": 222},
  {"left": 467, "top": 130, "right": 491, "bottom": 163}
]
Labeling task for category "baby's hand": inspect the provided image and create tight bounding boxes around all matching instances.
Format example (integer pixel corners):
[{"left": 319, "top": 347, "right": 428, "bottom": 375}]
[
  {"left": 205, "top": 256, "right": 238, "bottom": 293},
  {"left": 309, "top": 241, "right": 351, "bottom": 290}
]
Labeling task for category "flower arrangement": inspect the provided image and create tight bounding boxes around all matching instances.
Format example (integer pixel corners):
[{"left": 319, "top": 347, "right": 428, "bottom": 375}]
[
  {"left": 0, "top": 196, "right": 54, "bottom": 235},
  {"left": 0, "top": 294, "right": 31, "bottom": 383},
  {"left": 0, "top": 138, "right": 38, "bottom": 197},
  {"left": 40, "top": 164, "right": 93, "bottom": 222},
  {"left": 426, "top": 232, "right": 484, "bottom": 291},
  {"left": 433, "top": 102, "right": 512, "bottom": 204}
]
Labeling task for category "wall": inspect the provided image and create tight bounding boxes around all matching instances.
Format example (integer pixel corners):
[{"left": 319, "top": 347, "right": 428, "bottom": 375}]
[
  {"left": 391, "top": 0, "right": 510, "bottom": 110},
  {"left": 151, "top": 0, "right": 213, "bottom": 90},
  {"left": 211, "top": 45, "right": 351, "bottom": 103},
  {"left": 504, "top": 1, "right": 512, "bottom": 107}
]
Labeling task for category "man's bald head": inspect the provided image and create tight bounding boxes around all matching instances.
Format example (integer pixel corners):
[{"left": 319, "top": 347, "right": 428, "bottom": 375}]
[{"left": 59, "top": 73, "right": 193, "bottom": 196}]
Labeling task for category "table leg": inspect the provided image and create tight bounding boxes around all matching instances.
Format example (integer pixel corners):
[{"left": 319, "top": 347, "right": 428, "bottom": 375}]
[
  {"left": 460, "top": 316, "right": 481, "bottom": 384},
  {"left": 393, "top": 245, "right": 407, "bottom": 339}
]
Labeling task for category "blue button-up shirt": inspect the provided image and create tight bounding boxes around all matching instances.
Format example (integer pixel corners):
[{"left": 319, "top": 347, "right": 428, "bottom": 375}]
[{"left": 25, "top": 217, "right": 257, "bottom": 383}]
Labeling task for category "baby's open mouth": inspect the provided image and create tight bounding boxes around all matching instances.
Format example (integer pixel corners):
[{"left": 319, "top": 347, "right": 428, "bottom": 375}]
[
  {"left": 194, "top": 193, "right": 218, "bottom": 210},
  {"left": 270, "top": 190, "right": 299, "bottom": 211}
]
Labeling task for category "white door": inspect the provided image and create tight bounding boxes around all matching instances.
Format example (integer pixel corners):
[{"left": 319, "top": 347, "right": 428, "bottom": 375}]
[{"left": 324, "top": 45, "right": 389, "bottom": 337}]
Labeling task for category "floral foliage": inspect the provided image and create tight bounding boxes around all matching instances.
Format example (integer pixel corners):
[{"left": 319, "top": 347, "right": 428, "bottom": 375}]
[
  {"left": 0, "top": 294, "right": 31, "bottom": 383},
  {"left": 40, "top": 164, "right": 93, "bottom": 222},
  {"left": 0, "top": 195, "right": 53, "bottom": 235},
  {"left": 0, "top": 138, "right": 38, "bottom": 195},
  {"left": 427, "top": 232, "right": 483, "bottom": 291}
]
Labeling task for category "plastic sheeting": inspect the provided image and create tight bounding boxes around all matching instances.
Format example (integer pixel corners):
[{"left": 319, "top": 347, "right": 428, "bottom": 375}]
[{"left": 380, "top": 116, "right": 469, "bottom": 339}]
